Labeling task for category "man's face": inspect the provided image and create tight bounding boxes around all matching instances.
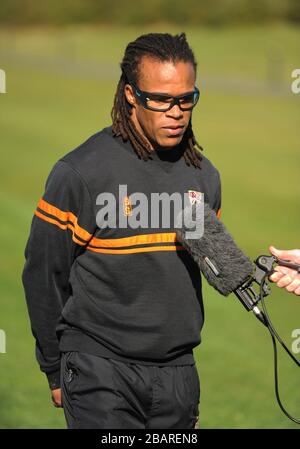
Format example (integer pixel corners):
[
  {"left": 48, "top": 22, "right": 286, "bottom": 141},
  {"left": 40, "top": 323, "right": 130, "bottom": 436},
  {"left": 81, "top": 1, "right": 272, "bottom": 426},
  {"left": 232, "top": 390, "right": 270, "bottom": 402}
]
[{"left": 124, "top": 57, "right": 196, "bottom": 150}]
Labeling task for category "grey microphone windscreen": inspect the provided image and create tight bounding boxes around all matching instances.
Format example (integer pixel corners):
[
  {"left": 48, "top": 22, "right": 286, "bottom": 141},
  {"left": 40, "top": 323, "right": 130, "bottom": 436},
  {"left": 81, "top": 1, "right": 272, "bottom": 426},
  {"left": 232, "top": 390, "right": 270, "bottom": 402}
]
[{"left": 176, "top": 202, "right": 253, "bottom": 296}]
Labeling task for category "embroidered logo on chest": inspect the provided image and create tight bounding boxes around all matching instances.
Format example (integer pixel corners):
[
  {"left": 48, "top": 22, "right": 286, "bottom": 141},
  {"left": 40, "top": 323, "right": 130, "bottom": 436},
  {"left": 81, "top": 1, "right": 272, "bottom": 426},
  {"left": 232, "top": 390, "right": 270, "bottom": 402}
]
[
  {"left": 188, "top": 190, "right": 203, "bottom": 205},
  {"left": 123, "top": 196, "right": 133, "bottom": 216}
]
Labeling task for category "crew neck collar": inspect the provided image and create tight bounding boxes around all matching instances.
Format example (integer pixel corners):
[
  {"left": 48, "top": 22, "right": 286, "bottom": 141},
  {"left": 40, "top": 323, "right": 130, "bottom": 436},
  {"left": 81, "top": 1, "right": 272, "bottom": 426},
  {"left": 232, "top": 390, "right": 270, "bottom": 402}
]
[{"left": 151, "top": 142, "right": 185, "bottom": 163}]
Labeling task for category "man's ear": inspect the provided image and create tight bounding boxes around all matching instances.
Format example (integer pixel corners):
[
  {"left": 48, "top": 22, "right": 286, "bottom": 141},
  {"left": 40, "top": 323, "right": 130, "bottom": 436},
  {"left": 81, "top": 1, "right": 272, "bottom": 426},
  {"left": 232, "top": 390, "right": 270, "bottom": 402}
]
[{"left": 124, "top": 84, "right": 136, "bottom": 107}]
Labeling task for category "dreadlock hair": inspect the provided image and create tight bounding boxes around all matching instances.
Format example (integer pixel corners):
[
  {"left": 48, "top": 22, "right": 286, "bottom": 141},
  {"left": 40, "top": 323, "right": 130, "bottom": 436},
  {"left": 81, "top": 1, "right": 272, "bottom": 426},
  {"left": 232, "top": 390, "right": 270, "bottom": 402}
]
[{"left": 111, "top": 32, "right": 203, "bottom": 168}]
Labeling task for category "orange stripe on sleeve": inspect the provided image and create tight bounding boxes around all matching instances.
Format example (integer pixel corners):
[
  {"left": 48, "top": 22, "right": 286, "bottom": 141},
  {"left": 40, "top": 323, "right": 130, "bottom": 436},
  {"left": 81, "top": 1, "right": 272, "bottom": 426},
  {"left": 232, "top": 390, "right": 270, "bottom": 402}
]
[
  {"left": 34, "top": 210, "right": 87, "bottom": 246},
  {"left": 37, "top": 198, "right": 93, "bottom": 243}
]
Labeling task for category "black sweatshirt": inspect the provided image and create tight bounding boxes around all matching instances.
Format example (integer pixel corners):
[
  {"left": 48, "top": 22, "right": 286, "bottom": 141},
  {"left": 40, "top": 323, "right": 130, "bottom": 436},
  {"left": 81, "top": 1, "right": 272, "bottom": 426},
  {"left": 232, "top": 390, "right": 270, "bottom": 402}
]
[{"left": 22, "top": 125, "right": 221, "bottom": 390}]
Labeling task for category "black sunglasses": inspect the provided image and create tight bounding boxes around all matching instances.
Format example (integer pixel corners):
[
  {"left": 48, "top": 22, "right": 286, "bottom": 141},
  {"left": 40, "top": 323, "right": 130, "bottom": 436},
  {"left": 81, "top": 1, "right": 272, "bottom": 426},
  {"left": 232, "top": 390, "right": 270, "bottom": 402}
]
[{"left": 129, "top": 83, "right": 200, "bottom": 112}]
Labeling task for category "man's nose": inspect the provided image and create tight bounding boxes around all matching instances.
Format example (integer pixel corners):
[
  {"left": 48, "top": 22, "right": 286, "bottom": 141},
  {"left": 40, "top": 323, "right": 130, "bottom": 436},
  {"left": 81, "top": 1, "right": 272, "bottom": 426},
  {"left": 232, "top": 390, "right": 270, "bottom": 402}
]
[{"left": 166, "top": 104, "right": 183, "bottom": 118}]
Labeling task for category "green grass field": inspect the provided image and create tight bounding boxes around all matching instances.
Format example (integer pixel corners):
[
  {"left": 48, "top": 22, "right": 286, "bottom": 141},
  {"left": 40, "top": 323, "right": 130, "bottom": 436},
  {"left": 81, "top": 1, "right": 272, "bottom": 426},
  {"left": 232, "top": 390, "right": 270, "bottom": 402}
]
[{"left": 0, "top": 23, "right": 299, "bottom": 428}]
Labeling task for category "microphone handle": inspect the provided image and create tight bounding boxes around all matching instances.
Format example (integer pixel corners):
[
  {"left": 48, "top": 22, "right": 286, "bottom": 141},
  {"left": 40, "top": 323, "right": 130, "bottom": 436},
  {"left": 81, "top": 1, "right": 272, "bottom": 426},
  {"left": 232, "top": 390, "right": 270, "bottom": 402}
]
[{"left": 277, "top": 258, "right": 300, "bottom": 273}]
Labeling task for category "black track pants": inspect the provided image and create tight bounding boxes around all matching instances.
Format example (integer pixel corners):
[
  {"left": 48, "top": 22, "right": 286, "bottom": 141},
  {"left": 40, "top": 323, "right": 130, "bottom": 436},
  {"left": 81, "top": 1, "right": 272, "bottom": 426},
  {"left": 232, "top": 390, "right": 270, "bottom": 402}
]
[{"left": 61, "top": 351, "right": 200, "bottom": 429}]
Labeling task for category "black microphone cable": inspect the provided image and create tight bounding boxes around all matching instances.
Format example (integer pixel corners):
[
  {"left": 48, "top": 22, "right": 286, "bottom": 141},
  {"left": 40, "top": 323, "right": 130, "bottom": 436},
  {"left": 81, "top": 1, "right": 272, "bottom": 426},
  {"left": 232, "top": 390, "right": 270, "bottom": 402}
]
[{"left": 256, "top": 274, "right": 300, "bottom": 424}]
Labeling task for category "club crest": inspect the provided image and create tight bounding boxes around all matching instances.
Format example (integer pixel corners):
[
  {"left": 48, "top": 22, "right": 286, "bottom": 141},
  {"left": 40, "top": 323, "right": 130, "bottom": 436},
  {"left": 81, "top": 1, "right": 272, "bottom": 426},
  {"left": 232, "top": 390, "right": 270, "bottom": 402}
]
[{"left": 188, "top": 190, "right": 203, "bottom": 205}]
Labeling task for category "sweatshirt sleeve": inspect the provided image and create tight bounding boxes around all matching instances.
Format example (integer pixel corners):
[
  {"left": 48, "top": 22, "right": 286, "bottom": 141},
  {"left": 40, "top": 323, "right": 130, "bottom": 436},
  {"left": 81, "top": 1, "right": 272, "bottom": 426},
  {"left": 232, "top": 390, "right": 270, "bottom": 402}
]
[{"left": 22, "top": 160, "right": 96, "bottom": 390}]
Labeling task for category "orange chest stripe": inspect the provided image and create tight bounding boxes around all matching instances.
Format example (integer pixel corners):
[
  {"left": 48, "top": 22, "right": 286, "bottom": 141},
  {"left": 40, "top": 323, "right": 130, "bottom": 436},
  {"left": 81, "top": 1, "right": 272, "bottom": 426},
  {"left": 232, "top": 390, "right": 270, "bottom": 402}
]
[{"left": 89, "top": 232, "right": 179, "bottom": 248}]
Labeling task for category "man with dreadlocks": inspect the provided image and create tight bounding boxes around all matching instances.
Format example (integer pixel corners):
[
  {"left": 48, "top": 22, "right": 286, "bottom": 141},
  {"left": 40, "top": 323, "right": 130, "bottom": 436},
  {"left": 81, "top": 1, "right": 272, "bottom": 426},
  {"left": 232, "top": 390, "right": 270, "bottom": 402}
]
[{"left": 22, "top": 32, "right": 221, "bottom": 429}]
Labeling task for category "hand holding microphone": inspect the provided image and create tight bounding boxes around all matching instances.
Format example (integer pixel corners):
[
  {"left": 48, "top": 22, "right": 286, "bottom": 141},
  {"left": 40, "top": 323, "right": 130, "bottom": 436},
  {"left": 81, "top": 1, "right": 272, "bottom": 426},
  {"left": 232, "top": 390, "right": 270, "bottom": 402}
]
[{"left": 268, "top": 247, "right": 300, "bottom": 296}]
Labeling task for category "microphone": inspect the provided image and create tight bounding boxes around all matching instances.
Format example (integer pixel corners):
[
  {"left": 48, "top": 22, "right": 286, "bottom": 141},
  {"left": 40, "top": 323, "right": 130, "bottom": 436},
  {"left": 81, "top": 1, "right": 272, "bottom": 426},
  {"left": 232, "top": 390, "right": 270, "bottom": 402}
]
[
  {"left": 176, "top": 201, "right": 300, "bottom": 424},
  {"left": 175, "top": 201, "right": 266, "bottom": 324}
]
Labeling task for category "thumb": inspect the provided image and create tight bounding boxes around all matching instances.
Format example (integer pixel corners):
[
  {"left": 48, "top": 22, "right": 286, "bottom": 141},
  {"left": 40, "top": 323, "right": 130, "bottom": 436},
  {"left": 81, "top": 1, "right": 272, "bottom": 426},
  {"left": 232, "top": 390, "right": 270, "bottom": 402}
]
[
  {"left": 269, "top": 246, "right": 281, "bottom": 257},
  {"left": 269, "top": 246, "right": 296, "bottom": 261}
]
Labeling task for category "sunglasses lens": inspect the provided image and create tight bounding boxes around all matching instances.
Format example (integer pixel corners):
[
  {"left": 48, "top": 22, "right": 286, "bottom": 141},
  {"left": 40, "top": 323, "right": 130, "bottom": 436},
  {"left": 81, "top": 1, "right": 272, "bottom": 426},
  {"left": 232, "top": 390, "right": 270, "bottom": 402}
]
[
  {"left": 146, "top": 96, "right": 173, "bottom": 111},
  {"left": 179, "top": 93, "right": 198, "bottom": 110}
]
